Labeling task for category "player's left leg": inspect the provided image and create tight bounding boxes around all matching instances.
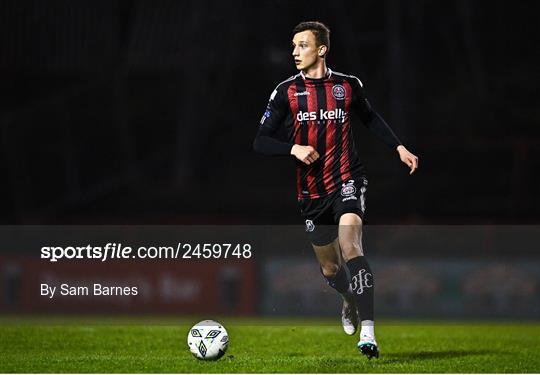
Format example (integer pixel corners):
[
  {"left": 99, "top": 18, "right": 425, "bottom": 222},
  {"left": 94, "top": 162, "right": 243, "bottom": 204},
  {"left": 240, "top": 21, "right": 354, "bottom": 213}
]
[
  {"left": 299, "top": 195, "right": 359, "bottom": 334},
  {"left": 339, "top": 213, "right": 379, "bottom": 359}
]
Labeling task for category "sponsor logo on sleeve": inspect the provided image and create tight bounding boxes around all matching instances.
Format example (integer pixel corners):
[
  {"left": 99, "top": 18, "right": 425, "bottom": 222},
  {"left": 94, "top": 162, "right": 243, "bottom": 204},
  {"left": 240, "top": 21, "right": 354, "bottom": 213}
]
[{"left": 260, "top": 104, "right": 272, "bottom": 125}]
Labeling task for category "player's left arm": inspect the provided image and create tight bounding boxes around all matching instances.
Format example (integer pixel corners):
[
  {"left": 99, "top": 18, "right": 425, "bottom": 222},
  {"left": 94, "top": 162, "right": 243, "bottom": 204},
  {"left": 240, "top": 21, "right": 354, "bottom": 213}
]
[{"left": 350, "top": 77, "right": 419, "bottom": 174}]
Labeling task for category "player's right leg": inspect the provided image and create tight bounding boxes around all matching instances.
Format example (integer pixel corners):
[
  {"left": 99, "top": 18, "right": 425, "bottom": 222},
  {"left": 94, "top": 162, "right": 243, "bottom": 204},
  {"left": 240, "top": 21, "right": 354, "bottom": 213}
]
[{"left": 312, "top": 238, "right": 358, "bottom": 335}]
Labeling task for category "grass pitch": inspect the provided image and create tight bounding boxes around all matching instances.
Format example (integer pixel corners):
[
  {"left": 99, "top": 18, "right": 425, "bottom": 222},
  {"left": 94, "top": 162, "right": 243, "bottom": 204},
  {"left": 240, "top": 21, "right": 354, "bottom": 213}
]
[{"left": 0, "top": 316, "right": 539, "bottom": 373}]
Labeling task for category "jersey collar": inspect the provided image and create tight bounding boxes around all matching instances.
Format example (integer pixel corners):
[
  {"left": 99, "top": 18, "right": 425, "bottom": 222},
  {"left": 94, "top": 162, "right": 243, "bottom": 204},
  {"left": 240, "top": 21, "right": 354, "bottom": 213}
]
[{"left": 300, "top": 68, "right": 332, "bottom": 81}]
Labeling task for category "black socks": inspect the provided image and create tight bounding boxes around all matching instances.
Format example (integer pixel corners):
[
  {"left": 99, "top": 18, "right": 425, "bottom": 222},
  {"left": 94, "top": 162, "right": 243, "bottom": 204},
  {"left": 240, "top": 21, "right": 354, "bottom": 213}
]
[
  {"left": 321, "top": 256, "right": 375, "bottom": 321},
  {"left": 322, "top": 265, "right": 350, "bottom": 294},
  {"left": 346, "top": 256, "right": 374, "bottom": 321}
]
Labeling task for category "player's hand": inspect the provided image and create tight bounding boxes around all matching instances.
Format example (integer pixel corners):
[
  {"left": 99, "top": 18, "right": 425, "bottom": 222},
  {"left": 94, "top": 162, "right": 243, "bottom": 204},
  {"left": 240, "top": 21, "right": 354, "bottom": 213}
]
[
  {"left": 291, "top": 144, "right": 320, "bottom": 165},
  {"left": 396, "top": 145, "right": 419, "bottom": 174}
]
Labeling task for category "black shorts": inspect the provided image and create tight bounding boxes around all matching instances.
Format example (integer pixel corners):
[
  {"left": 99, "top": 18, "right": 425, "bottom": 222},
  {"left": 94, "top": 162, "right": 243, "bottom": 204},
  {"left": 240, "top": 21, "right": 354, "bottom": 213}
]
[{"left": 298, "top": 176, "right": 368, "bottom": 246}]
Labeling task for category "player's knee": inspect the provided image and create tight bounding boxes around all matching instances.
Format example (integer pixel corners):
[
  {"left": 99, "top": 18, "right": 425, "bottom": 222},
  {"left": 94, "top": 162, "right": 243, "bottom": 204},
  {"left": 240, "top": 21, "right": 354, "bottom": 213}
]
[
  {"left": 340, "top": 213, "right": 363, "bottom": 226},
  {"left": 320, "top": 263, "right": 340, "bottom": 278}
]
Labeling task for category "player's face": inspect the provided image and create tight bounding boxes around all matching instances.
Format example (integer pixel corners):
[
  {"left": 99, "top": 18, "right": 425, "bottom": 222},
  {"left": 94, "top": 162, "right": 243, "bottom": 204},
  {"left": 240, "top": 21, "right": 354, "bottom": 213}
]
[{"left": 292, "top": 30, "right": 322, "bottom": 71}]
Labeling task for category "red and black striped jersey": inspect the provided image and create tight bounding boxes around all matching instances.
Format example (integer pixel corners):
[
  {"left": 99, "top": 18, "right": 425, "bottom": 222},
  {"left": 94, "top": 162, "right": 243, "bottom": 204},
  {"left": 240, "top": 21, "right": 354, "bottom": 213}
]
[{"left": 256, "top": 69, "right": 401, "bottom": 200}]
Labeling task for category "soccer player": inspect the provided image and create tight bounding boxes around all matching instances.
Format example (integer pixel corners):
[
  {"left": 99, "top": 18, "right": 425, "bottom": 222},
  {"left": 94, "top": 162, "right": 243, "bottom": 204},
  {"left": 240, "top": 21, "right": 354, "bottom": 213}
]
[{"left": 253, "top": 21, "right": 418, "bottom": 359}]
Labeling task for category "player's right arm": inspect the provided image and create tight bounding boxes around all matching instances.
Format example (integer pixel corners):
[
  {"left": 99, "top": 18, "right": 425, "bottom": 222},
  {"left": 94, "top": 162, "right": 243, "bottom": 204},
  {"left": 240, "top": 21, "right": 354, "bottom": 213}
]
[
  {"left": 253, "top": 84, "right": 294, "bottom": 156},
  {"left": 290, "top": 144, "right": 319, "bottom": 165},
  {"left": 253, "top": 84, "right": 319, "bottom": 164}
]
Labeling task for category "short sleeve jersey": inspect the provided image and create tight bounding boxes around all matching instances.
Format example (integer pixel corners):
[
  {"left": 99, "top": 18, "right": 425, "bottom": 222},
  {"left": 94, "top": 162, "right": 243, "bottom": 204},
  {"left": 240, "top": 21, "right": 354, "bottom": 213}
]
[{"left": 259, "top": 69, "right": 374, "bottom": 200}]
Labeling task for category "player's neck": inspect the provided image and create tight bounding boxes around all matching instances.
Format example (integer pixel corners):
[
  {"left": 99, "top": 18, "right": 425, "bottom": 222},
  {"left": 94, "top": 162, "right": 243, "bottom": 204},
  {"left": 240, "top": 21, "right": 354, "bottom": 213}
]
[{"left": 302, "top": 61, "right": 328, "bottom": 79}]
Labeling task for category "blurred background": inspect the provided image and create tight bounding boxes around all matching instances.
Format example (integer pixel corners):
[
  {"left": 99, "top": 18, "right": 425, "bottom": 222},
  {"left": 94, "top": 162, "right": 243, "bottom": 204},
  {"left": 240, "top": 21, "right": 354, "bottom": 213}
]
[
  {"left": 0, "top": 1, "right": 539, "bottom": 318},
  {"left": 1, "top": 0, "right": 539, "bottom": 225}
]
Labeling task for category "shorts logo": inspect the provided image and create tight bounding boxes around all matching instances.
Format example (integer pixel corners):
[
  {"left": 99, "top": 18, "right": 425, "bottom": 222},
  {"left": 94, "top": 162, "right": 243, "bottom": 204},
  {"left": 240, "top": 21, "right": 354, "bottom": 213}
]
[
  {"left": 341, "top": 180, "right": 357, "bottom": 202},
  {"left": 332, "top": 84, "right": 346, "bottom": 100},
  {"left": 341, "top": 180, "right": 356, "bottom": 197},
  {"left": 305, "top": 219, "right": 315, "bottom": 232}
]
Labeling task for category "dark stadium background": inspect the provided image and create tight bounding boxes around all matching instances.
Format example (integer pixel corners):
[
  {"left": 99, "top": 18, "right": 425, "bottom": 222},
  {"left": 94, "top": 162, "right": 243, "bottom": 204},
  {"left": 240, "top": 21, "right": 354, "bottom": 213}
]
[
  {"left": 0, "top": 1, "right": 539, "bottom": 319},
  {"left": 1, "top": 0, "right": 539, "bottom": 225}
]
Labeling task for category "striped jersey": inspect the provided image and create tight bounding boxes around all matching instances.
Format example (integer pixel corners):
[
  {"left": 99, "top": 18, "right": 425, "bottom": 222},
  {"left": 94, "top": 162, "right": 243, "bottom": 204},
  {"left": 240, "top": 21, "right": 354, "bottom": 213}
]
[{"left": 259, "top": 69, "right": 377, "bottom": 200}]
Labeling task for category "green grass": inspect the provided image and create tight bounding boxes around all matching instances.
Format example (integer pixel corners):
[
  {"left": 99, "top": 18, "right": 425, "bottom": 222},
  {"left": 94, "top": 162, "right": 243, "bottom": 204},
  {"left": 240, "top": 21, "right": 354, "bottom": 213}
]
[{"left": 0, "top": 316, "right": 539, "bottom": 373}]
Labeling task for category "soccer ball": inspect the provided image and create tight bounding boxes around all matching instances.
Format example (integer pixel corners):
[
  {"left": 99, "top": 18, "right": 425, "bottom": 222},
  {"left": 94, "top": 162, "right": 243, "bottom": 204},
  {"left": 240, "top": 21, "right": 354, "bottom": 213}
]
[{"left": 187, "top": 320, "right": 229, "bottom": 360}]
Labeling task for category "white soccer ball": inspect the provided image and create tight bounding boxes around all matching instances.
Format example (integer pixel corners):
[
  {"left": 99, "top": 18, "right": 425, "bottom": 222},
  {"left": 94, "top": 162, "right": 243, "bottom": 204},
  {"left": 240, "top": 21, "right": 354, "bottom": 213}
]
[{"left": 187, "top": 320, "right": 229, "bottom": 360}]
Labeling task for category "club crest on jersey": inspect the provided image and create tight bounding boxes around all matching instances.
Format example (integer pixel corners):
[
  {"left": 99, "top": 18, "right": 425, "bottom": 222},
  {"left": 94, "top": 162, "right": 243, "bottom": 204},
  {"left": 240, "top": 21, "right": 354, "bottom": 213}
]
[
  {"left": 331, "top": 84, "right": 346, "bottom": 100},
  {"left": 341, "top": 180, "right": 356, "bottom": 197},
  {"left": 305, "top": 219, "right": 315, "bottom": 232}
]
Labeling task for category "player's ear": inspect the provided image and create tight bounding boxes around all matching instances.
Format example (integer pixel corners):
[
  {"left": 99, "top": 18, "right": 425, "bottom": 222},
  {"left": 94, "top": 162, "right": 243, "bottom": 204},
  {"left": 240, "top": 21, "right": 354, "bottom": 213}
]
[{"left": 318, "top": 45, "right": 328, "bottom": 57}]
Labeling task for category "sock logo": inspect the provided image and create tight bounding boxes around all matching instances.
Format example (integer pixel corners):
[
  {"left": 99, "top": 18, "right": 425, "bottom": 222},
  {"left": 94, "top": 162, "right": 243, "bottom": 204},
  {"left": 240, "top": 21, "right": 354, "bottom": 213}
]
[
  {"left": 351, "top": 268, "right": 373, "bottom": 295},
  {"left": 305, "top": 219, "right": 315, "bottom": 232}
]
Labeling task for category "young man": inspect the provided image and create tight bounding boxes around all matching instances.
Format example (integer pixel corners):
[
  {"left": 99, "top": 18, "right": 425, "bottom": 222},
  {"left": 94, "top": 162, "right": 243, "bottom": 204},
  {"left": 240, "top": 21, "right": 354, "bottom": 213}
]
[{"left": 253, "top": 21, "right": 418, "bottom": 359}]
